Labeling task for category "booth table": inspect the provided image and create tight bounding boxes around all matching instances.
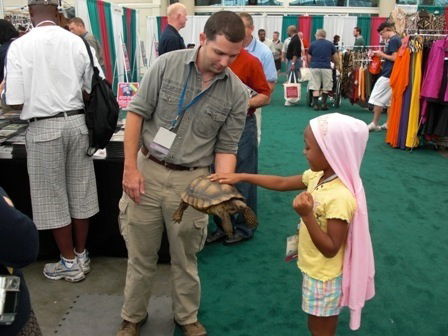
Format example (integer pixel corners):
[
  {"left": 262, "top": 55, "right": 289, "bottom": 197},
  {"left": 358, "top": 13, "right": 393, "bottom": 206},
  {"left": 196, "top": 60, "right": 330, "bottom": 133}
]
[{"left": 0, "top": 157, "right": 170, "bottom": 262}]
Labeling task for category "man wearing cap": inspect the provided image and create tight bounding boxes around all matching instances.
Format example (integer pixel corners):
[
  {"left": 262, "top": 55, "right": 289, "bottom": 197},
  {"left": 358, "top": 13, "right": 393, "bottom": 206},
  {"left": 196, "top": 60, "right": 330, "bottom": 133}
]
[{"left": 4, "top": 0, "right": 103, "bottom": 282}]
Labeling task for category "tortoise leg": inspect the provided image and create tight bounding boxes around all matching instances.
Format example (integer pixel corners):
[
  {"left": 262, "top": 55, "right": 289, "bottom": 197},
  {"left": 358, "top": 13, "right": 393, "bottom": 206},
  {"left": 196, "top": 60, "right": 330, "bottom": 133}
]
[
  {"left": 233, "top": 200, "right": 258, "bottom": 229},
  {"left": 172, "top": 201, "right": 189, "bottom": 223},
  {"left": 215, "top": 208, "right": 233, "bottom": 238}
]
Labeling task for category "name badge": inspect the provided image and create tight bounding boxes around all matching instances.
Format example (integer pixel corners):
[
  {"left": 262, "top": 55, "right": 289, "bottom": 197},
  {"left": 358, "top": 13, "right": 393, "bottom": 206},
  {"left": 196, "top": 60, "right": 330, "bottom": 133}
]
[{"left": 149, "top": 127, "right": 176, "bottom": 159}]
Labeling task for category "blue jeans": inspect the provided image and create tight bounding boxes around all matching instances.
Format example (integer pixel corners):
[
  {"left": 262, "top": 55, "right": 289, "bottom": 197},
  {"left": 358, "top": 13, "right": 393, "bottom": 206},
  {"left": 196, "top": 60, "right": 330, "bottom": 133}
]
[{"left": 214, "top": 115, "right": 258, "bottom": 238}]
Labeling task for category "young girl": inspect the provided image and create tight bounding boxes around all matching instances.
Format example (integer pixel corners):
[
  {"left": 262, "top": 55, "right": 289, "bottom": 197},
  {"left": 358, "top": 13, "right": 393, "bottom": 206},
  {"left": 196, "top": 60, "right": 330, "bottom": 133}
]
[{"left": 210, "top": 113, "right": 375, "bottom": 335}]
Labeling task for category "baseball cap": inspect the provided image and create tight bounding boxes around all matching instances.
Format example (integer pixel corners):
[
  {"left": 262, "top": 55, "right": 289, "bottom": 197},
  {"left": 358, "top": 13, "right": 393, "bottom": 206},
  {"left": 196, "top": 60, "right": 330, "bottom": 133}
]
[{"left": 28, "top": 0, "right": 59, "bottom": 6}]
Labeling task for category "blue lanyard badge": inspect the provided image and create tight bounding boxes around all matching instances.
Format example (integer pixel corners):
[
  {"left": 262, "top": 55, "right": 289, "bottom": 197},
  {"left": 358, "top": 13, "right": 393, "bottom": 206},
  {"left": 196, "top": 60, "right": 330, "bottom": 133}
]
[{"left": 169, "top": 67, "right": 211, "bottom": 131}]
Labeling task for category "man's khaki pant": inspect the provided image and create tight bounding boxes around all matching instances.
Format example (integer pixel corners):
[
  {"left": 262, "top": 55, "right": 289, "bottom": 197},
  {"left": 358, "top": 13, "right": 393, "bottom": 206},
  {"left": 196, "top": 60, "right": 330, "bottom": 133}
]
[{"left": 119, "top": 152, "right": 209, "bottom": 324}]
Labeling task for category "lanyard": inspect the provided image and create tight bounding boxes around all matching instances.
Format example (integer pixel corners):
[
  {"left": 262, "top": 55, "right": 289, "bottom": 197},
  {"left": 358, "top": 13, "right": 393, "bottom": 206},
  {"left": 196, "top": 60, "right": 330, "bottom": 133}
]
[{"left": 170, "top": 66, "right": 211, "bottom": 131}]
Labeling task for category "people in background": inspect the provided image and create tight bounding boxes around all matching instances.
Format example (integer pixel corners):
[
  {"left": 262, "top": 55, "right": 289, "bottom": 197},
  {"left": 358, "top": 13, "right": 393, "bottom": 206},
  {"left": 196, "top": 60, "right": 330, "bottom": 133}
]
[
  {"left": 116, "top": 11, "right": 248, "bottom": 336},
  {"left": 0, "top": 187, "right": 41, "bottom": 336},
  {"left": 308, "top": 29, "right": 338, "bottom": 111},
  {"left": 286, "top": 25, "right": 303, "bottom": 82},
  {"left": 68, "top": 17, "right": 104, "bottom": 69},
  {"left": 5, "top": 0, "right": 103, "bottom": 283},
  {"left": 0, "top": 19, "right": 19, "bottom": 83},
  {"left": 366, "top": 22, "right": 401, "bottom": 131},
  {"left": 353, "top": 26, "right": 366, "bottom": 51},
  {"left": 258, "top": 28, "right": 274, "bottom": 51},
  {"left": 207, "top": 48, "right": 271, "bottom": 245},
  {"left": 333, "top": 34, "right": 340, "bottom": 48},
  {"left": 158, "top": 3, "right": 187, "bottom": 55},
  {"left": 210, "top": 113, "right": 374, "bottom": 336},
  {"left": 272, "top": 31, "right": 283, "bottom": 72},
  {"left": 282, "top": 26, "right": 295, "bottom": 70},
  {"left": 239, "top": 13, "right": 277, "bottom": 146}
]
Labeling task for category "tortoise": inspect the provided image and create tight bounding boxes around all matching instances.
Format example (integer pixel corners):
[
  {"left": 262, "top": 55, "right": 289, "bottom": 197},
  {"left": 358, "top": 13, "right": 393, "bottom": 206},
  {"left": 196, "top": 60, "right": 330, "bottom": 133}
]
[{"left": 172, "top": 176, "right": 258, "bottom": 238}]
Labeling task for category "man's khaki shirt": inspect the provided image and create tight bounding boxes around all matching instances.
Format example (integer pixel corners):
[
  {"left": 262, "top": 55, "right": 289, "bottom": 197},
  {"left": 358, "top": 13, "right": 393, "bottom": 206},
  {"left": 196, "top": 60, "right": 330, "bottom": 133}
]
[{"left": 127, "top": 48, "right": 249, "bottom": 167}]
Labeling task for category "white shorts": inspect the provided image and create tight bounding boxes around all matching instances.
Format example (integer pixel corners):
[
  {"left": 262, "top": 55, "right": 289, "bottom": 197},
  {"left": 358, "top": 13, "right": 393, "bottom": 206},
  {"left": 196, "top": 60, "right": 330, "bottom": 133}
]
[{"left": 368, "top": 76, "right": 392, "bottom": 107}]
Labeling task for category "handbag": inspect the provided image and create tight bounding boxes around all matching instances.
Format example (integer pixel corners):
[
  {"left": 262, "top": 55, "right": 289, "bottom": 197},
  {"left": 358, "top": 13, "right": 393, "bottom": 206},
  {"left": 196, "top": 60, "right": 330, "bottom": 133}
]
[
  {"left": 81, "top": 38, "right": 120, "bottom": 156},
  {"left": 284, "top": 72, "right": 301, "bottom": 104},
  {"left": 299, "top": 67, "right": 312, "bottom": 82},
  {"left": 369, "top": 55, "right": 382, "bottom": 75}
]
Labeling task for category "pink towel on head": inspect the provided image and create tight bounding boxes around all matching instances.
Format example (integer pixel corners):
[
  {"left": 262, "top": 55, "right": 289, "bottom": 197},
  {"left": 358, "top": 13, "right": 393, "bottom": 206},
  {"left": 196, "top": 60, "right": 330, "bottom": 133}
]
[{"left": 310, "top": 113, "right": 375, "bottom": 330}]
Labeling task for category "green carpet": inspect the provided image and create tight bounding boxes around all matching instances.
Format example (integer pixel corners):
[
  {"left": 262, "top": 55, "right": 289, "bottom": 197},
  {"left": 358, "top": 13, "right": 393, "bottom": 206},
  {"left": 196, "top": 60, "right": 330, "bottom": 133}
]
[{"left": 178, "top": 77, "right": 448, "bottom": 335}]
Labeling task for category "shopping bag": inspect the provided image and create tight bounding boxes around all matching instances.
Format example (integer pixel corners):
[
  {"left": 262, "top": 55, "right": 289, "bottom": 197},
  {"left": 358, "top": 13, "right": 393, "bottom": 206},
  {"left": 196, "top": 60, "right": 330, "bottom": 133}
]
[
  {"left": 284, "top": 72, "right": 301, "bottom": 104},
  {"left": 299, "top": 67, "right": 312, "bottom": 82}
]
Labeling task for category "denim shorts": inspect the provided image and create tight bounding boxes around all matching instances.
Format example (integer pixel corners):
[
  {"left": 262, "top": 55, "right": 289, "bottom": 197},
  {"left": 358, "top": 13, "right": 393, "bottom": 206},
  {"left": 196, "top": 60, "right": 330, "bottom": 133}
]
[{"left": 301, "top": 272, "right": 342, "bottom": 317}]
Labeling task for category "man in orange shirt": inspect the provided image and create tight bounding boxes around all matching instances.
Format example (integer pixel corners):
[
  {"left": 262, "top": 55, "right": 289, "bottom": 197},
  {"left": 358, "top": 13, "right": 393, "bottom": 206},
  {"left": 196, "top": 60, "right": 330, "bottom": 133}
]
[{"left": 207, "top": 48, "right": 271, "bottom": 245}]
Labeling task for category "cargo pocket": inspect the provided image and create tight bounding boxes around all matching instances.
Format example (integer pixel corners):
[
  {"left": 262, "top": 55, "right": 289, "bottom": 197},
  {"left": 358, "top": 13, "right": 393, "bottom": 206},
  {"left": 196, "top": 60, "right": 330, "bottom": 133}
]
[
  {"left": 194, "top": 105, "right": 228, "bottom": 138},
  {"left": 193, "top": 217, "right": 208, "bottom": 252},
  {"left": 118, "top": 196, "right": 130, "bottom": 244}
]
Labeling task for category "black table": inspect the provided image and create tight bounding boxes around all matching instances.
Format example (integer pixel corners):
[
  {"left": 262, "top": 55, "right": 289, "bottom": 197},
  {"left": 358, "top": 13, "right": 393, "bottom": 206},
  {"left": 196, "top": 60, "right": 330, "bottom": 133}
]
[{"left": 0, "top": 157, "right": 170, "bottom": 262}]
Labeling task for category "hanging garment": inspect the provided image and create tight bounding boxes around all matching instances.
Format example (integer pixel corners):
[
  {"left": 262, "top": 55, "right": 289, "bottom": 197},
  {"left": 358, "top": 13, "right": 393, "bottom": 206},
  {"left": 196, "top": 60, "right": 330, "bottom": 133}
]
[
  {"left": 386, "top": 47, "right": 411, "bottom": 148},
  {"left": 364, "top": 68, "right": 373, "bottom": 101},
  {"left": 406, "top": 49, "right": 422, "bottom": 148},
  {"left": 422, "top": 60, "right": 448, "bottom": 137},
  {"left": 421, "top": 39, "right": 448, "bottom": 100},
  {"left": 389, "top": 7, "right": 407, "bottom": 36},
  {"left": 398, "top": 53, "right": 414, "bottom": 149}
]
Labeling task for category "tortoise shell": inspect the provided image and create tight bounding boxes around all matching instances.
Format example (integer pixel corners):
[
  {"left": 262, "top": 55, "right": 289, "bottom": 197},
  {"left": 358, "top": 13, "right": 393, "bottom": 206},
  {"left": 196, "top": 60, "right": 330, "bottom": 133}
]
[{"left": 181, "top": 175, "right": 244, "bottom": 209}]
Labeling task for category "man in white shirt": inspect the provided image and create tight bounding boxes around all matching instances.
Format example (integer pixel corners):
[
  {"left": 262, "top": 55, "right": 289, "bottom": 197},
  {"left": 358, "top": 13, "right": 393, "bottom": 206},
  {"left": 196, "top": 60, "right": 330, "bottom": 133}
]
[{"left": 5, "top": 0, "right": 102, "bottom": 283}]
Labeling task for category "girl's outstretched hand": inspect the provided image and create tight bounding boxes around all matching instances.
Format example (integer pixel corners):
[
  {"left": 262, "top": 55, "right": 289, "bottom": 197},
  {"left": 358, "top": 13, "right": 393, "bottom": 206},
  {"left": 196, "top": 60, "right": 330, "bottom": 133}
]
[
  {"left": 293, "top": 192, "right": 314, "bottom": 218},
  {"left": 208, "top": 173, "right": 241, "bottom": 185}
]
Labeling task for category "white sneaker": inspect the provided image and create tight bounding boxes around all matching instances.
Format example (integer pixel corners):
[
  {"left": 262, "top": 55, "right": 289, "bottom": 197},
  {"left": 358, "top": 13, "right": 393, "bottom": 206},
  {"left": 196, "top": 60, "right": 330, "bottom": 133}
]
[
  {"left": 75, "top": 249, "right": 91, "bottom": 274},
  {"left": 367, "top": 122, "right": 381, "bottom": 132},
  {"left": 43, "top": 258, "right": 85, "bottom": 282},
  {"left": 284, "top": 101, "right": 292, "bottom": 106},
  {"left": 380, "top": 123, "right": 388, "bottom": 130}
]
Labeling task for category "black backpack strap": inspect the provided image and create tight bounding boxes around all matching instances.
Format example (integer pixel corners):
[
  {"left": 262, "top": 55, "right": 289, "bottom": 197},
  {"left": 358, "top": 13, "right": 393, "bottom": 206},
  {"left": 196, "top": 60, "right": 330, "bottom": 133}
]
[{"left": 80, "top": 37, "right": 100, "bottom": 76}]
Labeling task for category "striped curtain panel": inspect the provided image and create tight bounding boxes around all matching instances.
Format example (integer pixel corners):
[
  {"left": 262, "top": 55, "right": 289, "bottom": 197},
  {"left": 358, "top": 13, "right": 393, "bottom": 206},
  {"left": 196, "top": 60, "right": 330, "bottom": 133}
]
[
  {"left": 122, "top": 8, "right": 138, "bottom": 82},
  {"left": 281, "top": 15, "right": 298, "bottom": 41},
  {"left": 97, "top": 1, "right": 115, "bottom": 83},
  {"left": 298, "top": 16, "right": 312, "bottom": 43},
  {"left": 311, "top": 16, "right": 324, "bottom": 41},
  {"left": 370, "top": 17, "right": 386, "bottom": 46},
  {"left": 356, "top": 17, "right": 371, "bottom": 48}
]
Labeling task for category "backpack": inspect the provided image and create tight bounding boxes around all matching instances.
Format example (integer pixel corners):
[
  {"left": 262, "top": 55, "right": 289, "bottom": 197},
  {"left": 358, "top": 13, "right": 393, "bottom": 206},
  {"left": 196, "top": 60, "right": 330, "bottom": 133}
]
[{"left": 81, "top": 38, "right": 119, "bottom": 156}]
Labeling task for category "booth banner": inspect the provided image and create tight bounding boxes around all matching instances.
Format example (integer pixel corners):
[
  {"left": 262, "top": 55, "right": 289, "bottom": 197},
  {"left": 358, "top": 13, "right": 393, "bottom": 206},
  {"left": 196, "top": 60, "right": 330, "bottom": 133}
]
[
  {"left": 117, "top": 82, "right": 139, "bottom": 108},
  {"left": 122, "top": 42, "right": 131, "bottom": 73}
]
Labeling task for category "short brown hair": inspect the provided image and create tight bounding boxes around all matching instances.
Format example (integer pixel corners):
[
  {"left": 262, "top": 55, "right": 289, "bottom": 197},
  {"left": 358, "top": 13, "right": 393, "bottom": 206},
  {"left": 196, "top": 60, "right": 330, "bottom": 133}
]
[
  {"left": 69, "top": 17, "right": 85, "bottom": 27},
  {"left": 354, "top": 26, "right": 361, "bottom": 34},
  {"left": 204, "top": 11, "right": 245, "bottom": 43},
  {"left": 377, "top": 22, "right": 394, "bottom": 33},
  {"left": 239, "top": 13, "right": 253, "bottom": 27}
]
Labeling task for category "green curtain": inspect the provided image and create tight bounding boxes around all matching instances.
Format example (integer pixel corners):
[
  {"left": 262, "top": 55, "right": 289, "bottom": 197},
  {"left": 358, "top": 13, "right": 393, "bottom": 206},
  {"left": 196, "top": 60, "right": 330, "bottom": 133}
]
[
  {"left": 86, "top": 0, "right": 101, "bottom": 44},
  {"left": 281, "top": 16, "right": 298, "bottom": 41},
  {"left": 130, "top": 10, "right": 138, "bottom": 82},
  {"left": 103, "top": 2, "right": 117, "bottom": 90},
  {"left": 418, "top": 5, "right": 444, "bottom": 15},
  {"left": 357, "top": 16, "right": 371, "bottom": 48},
  {"left": 311, "top": 16, "right": 323, "bottom": 41}
]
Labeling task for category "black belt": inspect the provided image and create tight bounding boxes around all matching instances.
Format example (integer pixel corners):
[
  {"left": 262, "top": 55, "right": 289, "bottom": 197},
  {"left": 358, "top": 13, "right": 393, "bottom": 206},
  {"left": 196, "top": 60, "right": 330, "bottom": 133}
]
[
  {"left": 28, "top": 110, "right": 84, "bottom": 123},
  {"left": 141, "top": 146, "right": 199, "bottom": 171}
]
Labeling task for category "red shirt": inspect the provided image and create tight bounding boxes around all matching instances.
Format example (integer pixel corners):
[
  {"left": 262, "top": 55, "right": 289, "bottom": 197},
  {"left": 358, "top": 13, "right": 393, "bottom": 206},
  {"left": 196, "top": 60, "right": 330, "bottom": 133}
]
[{"left": 229, "top": 49, "right": 271, "bottom": 115}]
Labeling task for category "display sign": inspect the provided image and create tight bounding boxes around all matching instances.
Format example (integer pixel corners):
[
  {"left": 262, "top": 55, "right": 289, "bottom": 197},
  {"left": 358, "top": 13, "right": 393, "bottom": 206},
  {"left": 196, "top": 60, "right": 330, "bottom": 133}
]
[{"left": 117, "top": 82, "right": 139, "bottom": 109}]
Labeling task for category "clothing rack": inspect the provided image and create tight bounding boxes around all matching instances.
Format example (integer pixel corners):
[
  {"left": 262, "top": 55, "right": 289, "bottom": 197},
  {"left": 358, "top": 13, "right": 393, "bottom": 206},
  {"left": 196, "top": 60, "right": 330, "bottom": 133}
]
[{"left": 342, "top": 45, "right": 385, "bottom": 49}]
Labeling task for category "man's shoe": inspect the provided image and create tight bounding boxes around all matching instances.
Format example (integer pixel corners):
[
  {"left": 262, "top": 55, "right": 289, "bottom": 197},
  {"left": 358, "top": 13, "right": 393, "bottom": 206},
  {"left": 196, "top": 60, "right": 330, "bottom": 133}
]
[
  {"left": 380, "top": 122, "right": 388, "bottom": 130},
  {"left": 206, "top": 230, "right": 226, "bottom": 244},
  {"left": 116, "top": 314, "right": 148, "bottom": 336},
  {"left": 75, "top": 249, "right": 91, "bottom": 274},
  {"left": 223, "top": 232, "right": 251, "bottom": 245},
  {"left": 43, "top": 258, "right": 85, "bottom": 283},
  {"left": 367, "top": 122, "right": 381, "bottom": 132},
  {"left": 313, "top": 104, "right": 320, "bottom": 111},
  {"left": 321, "top": 104, "right": 329, "bottom": 111},
  {"left": 179, "top": 321, "right": 207, "bottom": 336}
]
